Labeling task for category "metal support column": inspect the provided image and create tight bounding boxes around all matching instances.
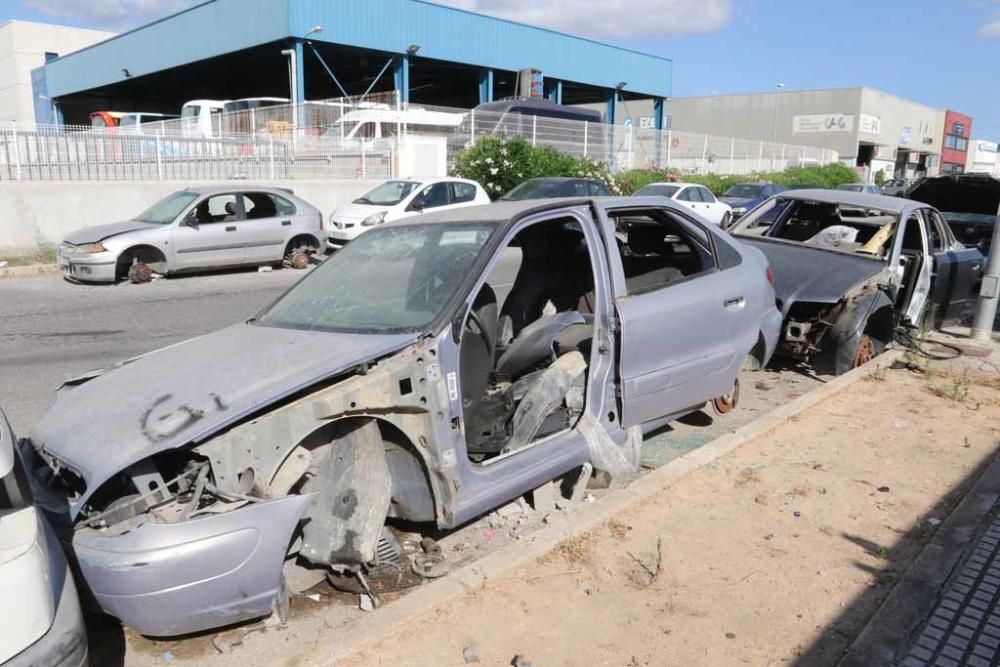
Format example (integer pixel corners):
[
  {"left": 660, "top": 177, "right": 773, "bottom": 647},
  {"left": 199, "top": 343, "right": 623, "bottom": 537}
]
[
  {"left": 652, "top": 97, "right": 665, "bottom": 168},
  {"left": 545, "top": 79, "right": 563, "bottom": 105},
  {"left": 607, "top": 90, "right": 617, "bottom": 166},
  {"left": 294, "top": 40, "right": 306, "bottom": 127},
  {"left": 394, "top": 55, "right": 410, "bottom": 104},
  {"left": 478, "top": 69, "right": 494, "bottom": 105}
]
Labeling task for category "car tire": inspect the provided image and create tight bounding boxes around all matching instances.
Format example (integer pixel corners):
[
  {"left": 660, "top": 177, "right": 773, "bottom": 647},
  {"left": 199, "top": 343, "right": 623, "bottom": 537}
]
[
  {"left": 127, "top": 262, "right": 153, "bottom": 284},
  {"left": 721, "top": 211, "right": 732, "bottom": 228}
]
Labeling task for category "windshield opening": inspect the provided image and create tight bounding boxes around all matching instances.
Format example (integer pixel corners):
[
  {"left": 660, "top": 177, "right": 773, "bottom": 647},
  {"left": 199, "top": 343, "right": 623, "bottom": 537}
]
[
  {"left": 634, "top": 184, "right": 681, "bottom": 198},
  {"left": 355, "top": 181, "right": 420, "bottom": 206},
  {"left": 732, "top": 198, "right": 899, "bottom": 257},
  {"left": 258, "top": 222, "right": 497, "bottom": 333},
  {"left": 181, "top": 106, "right": 199, "bottom": 119},
  {"left": 135, "top": 191, "right": 199, "bottom": 224},
  {"left": 723, "top": 184, "right": 764, "bottom": 198}
]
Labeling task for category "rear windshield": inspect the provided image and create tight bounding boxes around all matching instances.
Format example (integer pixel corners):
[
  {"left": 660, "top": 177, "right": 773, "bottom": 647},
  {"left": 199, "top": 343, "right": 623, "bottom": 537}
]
[
  {"left": 502, "top": 180, "right": 565, "bottom": 200},
  {"left": 723, "top": 184, "right": 764, "bottom": 198}
]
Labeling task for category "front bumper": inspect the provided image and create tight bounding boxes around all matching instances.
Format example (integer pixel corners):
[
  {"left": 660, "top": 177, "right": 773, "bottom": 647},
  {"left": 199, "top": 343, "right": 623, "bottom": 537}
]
[
  {"left": 7, "top": 519, "right": 88, "bottom": 667},
  {"left": 57, "top": 250, "right": 117, "bottom": 283},
  {"left": 68, "top": 494, "right": 311, "bottom": 637},
  {"left": 327, "top": 226, "right": 363, "bottom": 249}
]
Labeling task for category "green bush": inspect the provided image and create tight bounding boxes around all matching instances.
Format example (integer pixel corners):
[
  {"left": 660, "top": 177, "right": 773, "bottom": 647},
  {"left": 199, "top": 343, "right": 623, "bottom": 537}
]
[
  {"left": 452, "top": 135, "right": 619, "bottom": 198},
  {"left": 616, "top": 163, "right": 860, "bottom": 195}
]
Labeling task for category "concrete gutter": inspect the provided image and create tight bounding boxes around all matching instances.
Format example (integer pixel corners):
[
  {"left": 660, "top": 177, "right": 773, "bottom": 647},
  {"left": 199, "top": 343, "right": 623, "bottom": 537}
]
[
  {"left": 0, "top": 263, "right": 60, "bottom": 279},
  {"left": 284, "top": 350, "right": 904, "bottom": 666}
]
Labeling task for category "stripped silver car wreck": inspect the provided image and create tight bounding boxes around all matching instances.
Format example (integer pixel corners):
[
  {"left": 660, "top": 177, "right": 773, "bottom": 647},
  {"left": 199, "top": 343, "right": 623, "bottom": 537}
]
[{"left": 22, "top": 197, "right": 781, "bottom": 636}]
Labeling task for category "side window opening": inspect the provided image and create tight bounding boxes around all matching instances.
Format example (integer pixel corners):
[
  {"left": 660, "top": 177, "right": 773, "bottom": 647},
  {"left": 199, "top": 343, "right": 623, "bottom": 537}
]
[
  {"left": 609, "top": 209, "right": 718, "bottom": 294},
  {"left": 461, "top": 216, "right": 597, "bottom": 464},
  {"left": 924, "top": 210, "right": 947, "bottom": 252},
  {"left": 450, "top": 182, "right": 477, "bottom": 204},
  {"left": 195, "top": 194, "right": 239, "bottom": 223}
]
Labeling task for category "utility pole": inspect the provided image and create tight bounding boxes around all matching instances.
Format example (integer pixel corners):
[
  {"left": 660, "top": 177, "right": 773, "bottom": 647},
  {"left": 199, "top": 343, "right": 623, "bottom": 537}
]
[{"left": 970, "top": 203, "right": 1000, "bottom": 341}]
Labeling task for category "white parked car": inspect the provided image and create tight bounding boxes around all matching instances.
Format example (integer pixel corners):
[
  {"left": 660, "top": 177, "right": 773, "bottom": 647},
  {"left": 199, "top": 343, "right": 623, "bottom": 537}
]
[
  {"left": 327, "top": 178, "right": 490, "bottom": 249},
  {"left": 634, "top": 182, "right": 733, "bottom": 226},
  {"left": 1, "top": 407, "right": 88, "bottom": 666}
]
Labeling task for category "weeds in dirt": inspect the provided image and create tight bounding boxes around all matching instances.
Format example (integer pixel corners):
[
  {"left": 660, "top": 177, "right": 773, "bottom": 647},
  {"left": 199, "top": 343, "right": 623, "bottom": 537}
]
[
  {"left": 928, "top": 371, "right": 972, "bottom": 403},
  {"left": 736, "top": 467, "right": 761, "bottom": 487},
  {"left": 0, "top": 245, "right": 57, "bottom": 268},
  {"left": 790, "top": 485, "right": 812, "bottom": 498},
  {"left": 551, "top": 534, "right": 593, "bottom": 565},
  {"left": 753, "top": 493, "right": 769, "bottom": 506},
  {"left": 866, "top": 364, "right": 888, "bottom": 382},
  {"left": 607, "top": 520, "right": 631, "bottom": 540}
]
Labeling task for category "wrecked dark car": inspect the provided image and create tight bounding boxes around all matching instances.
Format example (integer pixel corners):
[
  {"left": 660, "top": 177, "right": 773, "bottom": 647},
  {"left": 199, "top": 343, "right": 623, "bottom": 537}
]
[
  {"left": 21, "top": 197, "right": 780, "bottom": 636},
  {"left": 906, "top": 173, "right": 1000, "bottom": 255},
  {"left": 730, "top": 189, "right": 984, "bottom": 375}
]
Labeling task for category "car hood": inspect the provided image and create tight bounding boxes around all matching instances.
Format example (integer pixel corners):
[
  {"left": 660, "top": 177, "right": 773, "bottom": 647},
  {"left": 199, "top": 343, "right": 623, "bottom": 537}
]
[
  {"left": 737, "top": 238, "right": 885, "bottom": 316},
  {"left": 720, "top": 196, "right": 757, "bottom": 208},
  {"left": 63, "top": 220, "right": 163, "bottom": 245},
  {"left": 907, "top": 174, "right": 1000, "bottom": 216},
  {"left": 333, "top": 202, "right": 395, "bottom": 222},
  {"left": 30, "top": 323, "right": 417, "bottom": 512}
]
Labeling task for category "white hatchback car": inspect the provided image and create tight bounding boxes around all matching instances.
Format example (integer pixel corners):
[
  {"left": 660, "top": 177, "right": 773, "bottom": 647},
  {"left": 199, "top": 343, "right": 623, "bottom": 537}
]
[
  {"left": 327, "top": 178, "right": 490, "bottom": 249},
  {"left": 1, "top": 408, "right": 88, "bottom": 667},
  {"left": 634, "top": 182, "right": 733, "bottom": 226}
]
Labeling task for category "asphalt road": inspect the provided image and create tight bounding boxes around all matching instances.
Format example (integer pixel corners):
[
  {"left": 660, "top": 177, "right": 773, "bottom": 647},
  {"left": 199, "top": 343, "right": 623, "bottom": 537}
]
[{"left": 0, "top": 268, "right": 303, "bottom": 434}]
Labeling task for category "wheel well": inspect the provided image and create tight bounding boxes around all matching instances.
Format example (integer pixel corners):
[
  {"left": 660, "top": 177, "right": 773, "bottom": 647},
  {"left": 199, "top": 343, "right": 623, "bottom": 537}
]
[
  {"left": 116, "top": 245, "right": 167, "bottom": 278},
  {"left": 746, "top": 332, "right": 767, "bottom": 370},
  {"left": 274, "top": 416, "right": 437, "bottom": 523},
  {"left": 863, "top": 305, "right": 895, "bottom": 344},
  {"left": 285, "top": 235, "right": 319, "bottom": 255}
]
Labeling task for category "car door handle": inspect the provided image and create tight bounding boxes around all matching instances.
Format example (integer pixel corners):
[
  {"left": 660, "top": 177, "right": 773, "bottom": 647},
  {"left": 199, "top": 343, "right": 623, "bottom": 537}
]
[
  {"left": 971, "top": 262, "right": 981, "bottom": 272},
  {"left": 225, "top": 226, "right": 237, "bottom": 232},
  {"left": 724, "top": 296, "right": 746, "bottom": 310},
  {"left": 281, "top": 220, "right": 292, "bottom": 226}
]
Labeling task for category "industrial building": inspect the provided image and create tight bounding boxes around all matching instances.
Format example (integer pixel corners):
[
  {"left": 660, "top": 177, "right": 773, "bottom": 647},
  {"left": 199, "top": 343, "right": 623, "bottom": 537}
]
[
  {"left": 0, "top": 20, "right": 114, "bottom": 126},
  {"left": 31, "top": 0, "right": 672, "bottom": 129},
  {"left": 668, "top": 87, "right": 968, "bottom": 181}
]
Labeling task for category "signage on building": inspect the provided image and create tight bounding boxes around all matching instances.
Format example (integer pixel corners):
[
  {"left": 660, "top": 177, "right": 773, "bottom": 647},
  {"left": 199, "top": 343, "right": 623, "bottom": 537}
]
[
  {"left": 859, "top": 114, "right": 881, "bottom": 135},
  {"left": 793, "top": 114, "right": 854, "bottom": 133}
]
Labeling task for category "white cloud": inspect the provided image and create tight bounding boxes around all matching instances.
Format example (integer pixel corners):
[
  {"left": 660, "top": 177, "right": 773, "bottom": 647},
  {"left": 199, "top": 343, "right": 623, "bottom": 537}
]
[
  {"left": 437, "top": 0, "right": 732, "bottom": 38},
  {"left": 24, "top": 0, "right": 198, "bottom": 30},
  {"left": 980, "top": 0, "right": 1000, "bottom": 38}
]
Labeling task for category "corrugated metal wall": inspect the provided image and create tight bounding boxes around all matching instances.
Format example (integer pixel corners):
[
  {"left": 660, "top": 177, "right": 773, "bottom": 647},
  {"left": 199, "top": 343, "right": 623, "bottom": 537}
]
[{"left": 45, "top": 0, "right": 671, "bottom": 100}]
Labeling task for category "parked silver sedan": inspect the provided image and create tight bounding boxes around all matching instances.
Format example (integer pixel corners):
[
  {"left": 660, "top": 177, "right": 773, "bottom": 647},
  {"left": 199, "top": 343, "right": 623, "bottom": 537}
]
[{"left": 58, "top": 185, "right": 324, "bottom": 283}]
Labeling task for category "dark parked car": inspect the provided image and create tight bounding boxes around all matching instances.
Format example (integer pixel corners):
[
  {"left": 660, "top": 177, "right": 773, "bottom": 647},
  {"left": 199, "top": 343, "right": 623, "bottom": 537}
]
[
  {"left": 906, "top": 173, "right": 1000, "bottom": 255},
  {"left": 719, "top": 183, "right": 786, "bottom": 221},
  {"left": 881, "top": 178, "right": 911, "bottom": 197},
  {"left": 730, "top": 189, "right": 983, "bottom": 374},
  {"left": 22, "top": 196, "right": 780, "bottom": 636},
  {"left": 501, "top": 177, "right": 611, "bottom": 200}
]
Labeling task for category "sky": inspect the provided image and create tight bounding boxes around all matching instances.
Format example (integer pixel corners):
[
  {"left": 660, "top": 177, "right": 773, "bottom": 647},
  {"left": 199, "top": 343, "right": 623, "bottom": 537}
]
[{"left": 6, "top": 0, "right": 1000, "bottom": 138}]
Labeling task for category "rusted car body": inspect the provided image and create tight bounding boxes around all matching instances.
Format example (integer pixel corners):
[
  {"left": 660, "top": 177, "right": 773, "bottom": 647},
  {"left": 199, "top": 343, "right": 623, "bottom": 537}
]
[
  {"left": 22, "top": 197, "right": 780, "bottom": 636},
  {"left": 731, "top": 189, "right": 983, "bottom": 374}
]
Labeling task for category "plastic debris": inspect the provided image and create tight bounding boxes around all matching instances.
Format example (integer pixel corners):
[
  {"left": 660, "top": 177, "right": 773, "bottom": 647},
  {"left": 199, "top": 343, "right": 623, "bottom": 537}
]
[{"left": 463, "top": 645, "right": 480, "bottom": 664}]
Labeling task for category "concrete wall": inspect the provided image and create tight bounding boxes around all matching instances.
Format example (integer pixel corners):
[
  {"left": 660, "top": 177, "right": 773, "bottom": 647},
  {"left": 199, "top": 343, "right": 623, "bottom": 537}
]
[
  {"left": 0, "top": 179, "right": 379, "bottom": 254},
  {"left": 0, "top": 21, "right": 114, "bottom": 126}
]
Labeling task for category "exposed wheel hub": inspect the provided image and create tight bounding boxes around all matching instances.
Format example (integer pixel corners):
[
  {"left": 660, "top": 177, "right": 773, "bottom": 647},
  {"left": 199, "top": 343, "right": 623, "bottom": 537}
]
[
  {"left": 712, "top": 377, "right": 740, "bottom": 415},
  {"left": 853, "top": 335, "right": 875, "bottom": 368}
]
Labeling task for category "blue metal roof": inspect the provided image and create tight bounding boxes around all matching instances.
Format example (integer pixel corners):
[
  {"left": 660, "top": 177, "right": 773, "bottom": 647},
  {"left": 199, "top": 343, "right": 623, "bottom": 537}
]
[{"left": 44, "top": 0, "right": 671, "bottom": 99}]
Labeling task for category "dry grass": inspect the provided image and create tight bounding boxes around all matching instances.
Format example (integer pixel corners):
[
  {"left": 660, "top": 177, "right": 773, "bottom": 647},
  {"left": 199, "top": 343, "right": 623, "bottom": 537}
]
[{"left": 735, "top": 467, "right": 761, "bottom": 487}]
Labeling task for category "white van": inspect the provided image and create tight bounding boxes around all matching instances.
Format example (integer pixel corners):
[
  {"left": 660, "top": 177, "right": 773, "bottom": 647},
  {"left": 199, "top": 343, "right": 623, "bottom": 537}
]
[
  {"left": 325, "top": 106, "right": 466, "bottom": 148},
  {"left": 181, "top": 99, "right": 228, "bottom": 138}
]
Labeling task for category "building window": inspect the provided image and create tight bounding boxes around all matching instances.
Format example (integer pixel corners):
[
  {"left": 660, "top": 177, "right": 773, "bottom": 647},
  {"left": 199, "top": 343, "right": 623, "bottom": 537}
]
[
  {"left": 44, "top": 51, "right": 58, "bottom": 62},
  {"left": 944, "top": 135, "right": 968, "bottom": 151},
  {"left": 942, "top": 162, "right": 965, "bottom": 174},
  {"left": 951, "top": 122, "right": 966, "bottom": 136}
]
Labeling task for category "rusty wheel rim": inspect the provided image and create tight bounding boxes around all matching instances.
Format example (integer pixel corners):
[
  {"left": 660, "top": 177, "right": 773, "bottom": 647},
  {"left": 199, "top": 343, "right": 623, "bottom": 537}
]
[
  {"left": 853, "top": 335, "right": 875, "bottom": 368},
  {"left": 290, "top": 252, "right": 310, "bottom": 270},
  {"left": 712, "top": 377, "right": 740, "bottom": 415}
]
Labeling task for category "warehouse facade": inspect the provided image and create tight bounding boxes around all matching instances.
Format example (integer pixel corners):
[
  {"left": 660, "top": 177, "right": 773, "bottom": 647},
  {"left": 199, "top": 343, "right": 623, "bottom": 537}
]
[{"left": 33, "top": 0, "right": 671, "bottom": 128}]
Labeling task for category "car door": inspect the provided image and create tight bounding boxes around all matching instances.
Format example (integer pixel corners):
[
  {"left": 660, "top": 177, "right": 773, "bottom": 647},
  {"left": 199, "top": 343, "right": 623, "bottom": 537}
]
[
  {"left": 238, "top": 191, "right": 297, "bottom": 264},
  {"left": 406, "top": 181, "right": 452, "bottom": 216},
  {"left": 889, "top": 212, "right": 934, "bottom": 325},
  {"left": 698, "top": 186, "right": 725, "bottom": 224},
  {"left": 171, "top": 192, "right": 247, "bottom": 269},
  {"left": 598, "top": 203, "right": 744, "bottom": 428},
  {"left": 446, "top": 181, "right": 482, "bottom": 211},
  {"left": 674, "top": 186, "right": 701, "bottom": 215},
  {"left": 923, "top": 208, "right": 984, "bottom": 326}
]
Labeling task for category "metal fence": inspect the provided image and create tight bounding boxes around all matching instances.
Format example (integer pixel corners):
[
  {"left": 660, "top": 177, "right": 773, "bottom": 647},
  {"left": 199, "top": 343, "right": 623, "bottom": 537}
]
[{"left": 0, "top": 91, "right": 838, "bottom": 182}]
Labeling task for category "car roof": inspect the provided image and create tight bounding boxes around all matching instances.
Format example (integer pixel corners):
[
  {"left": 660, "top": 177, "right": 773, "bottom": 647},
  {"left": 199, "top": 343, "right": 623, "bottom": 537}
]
[
  {"left": 383, "top": 196, "right": 650, "bottom": 227},
  {"left": 181, "top": 184, "right": 299, "bottom": 197},
  {"left": 775, "top": 188, "right": 916, "bottom": 214},
  {"left": 521, "top": 177, "right": 590, "bottom": 183}
]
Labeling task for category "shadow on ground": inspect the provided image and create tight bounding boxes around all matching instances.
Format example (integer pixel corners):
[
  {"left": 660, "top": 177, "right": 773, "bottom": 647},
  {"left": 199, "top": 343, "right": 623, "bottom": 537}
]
[{"left": 791, "top": 444, "right": 1000, "bottom": 666}]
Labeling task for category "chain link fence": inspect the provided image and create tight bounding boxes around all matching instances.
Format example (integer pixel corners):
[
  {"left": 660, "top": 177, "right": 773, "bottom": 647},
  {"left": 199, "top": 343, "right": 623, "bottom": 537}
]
[{"left": 0, "top": 91, "right": 837, "bottom": 182}]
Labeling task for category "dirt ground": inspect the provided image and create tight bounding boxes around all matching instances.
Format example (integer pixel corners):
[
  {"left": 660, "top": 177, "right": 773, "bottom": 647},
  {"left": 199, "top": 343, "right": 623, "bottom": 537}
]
[{"left": 342, "top": 362, "right": 1000, "bottom": 667}]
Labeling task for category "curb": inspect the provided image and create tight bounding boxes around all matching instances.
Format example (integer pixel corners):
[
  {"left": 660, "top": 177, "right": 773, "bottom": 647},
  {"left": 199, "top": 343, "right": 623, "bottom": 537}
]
[
  {"left": 0, "top": 263, "right": 60, "bottom": 279},
  {"left": 839, "top": 449, "right": 1000, "bottom": 666},
  {"left": 287, "top": 350, "right": 903, "bottom": 666}
]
